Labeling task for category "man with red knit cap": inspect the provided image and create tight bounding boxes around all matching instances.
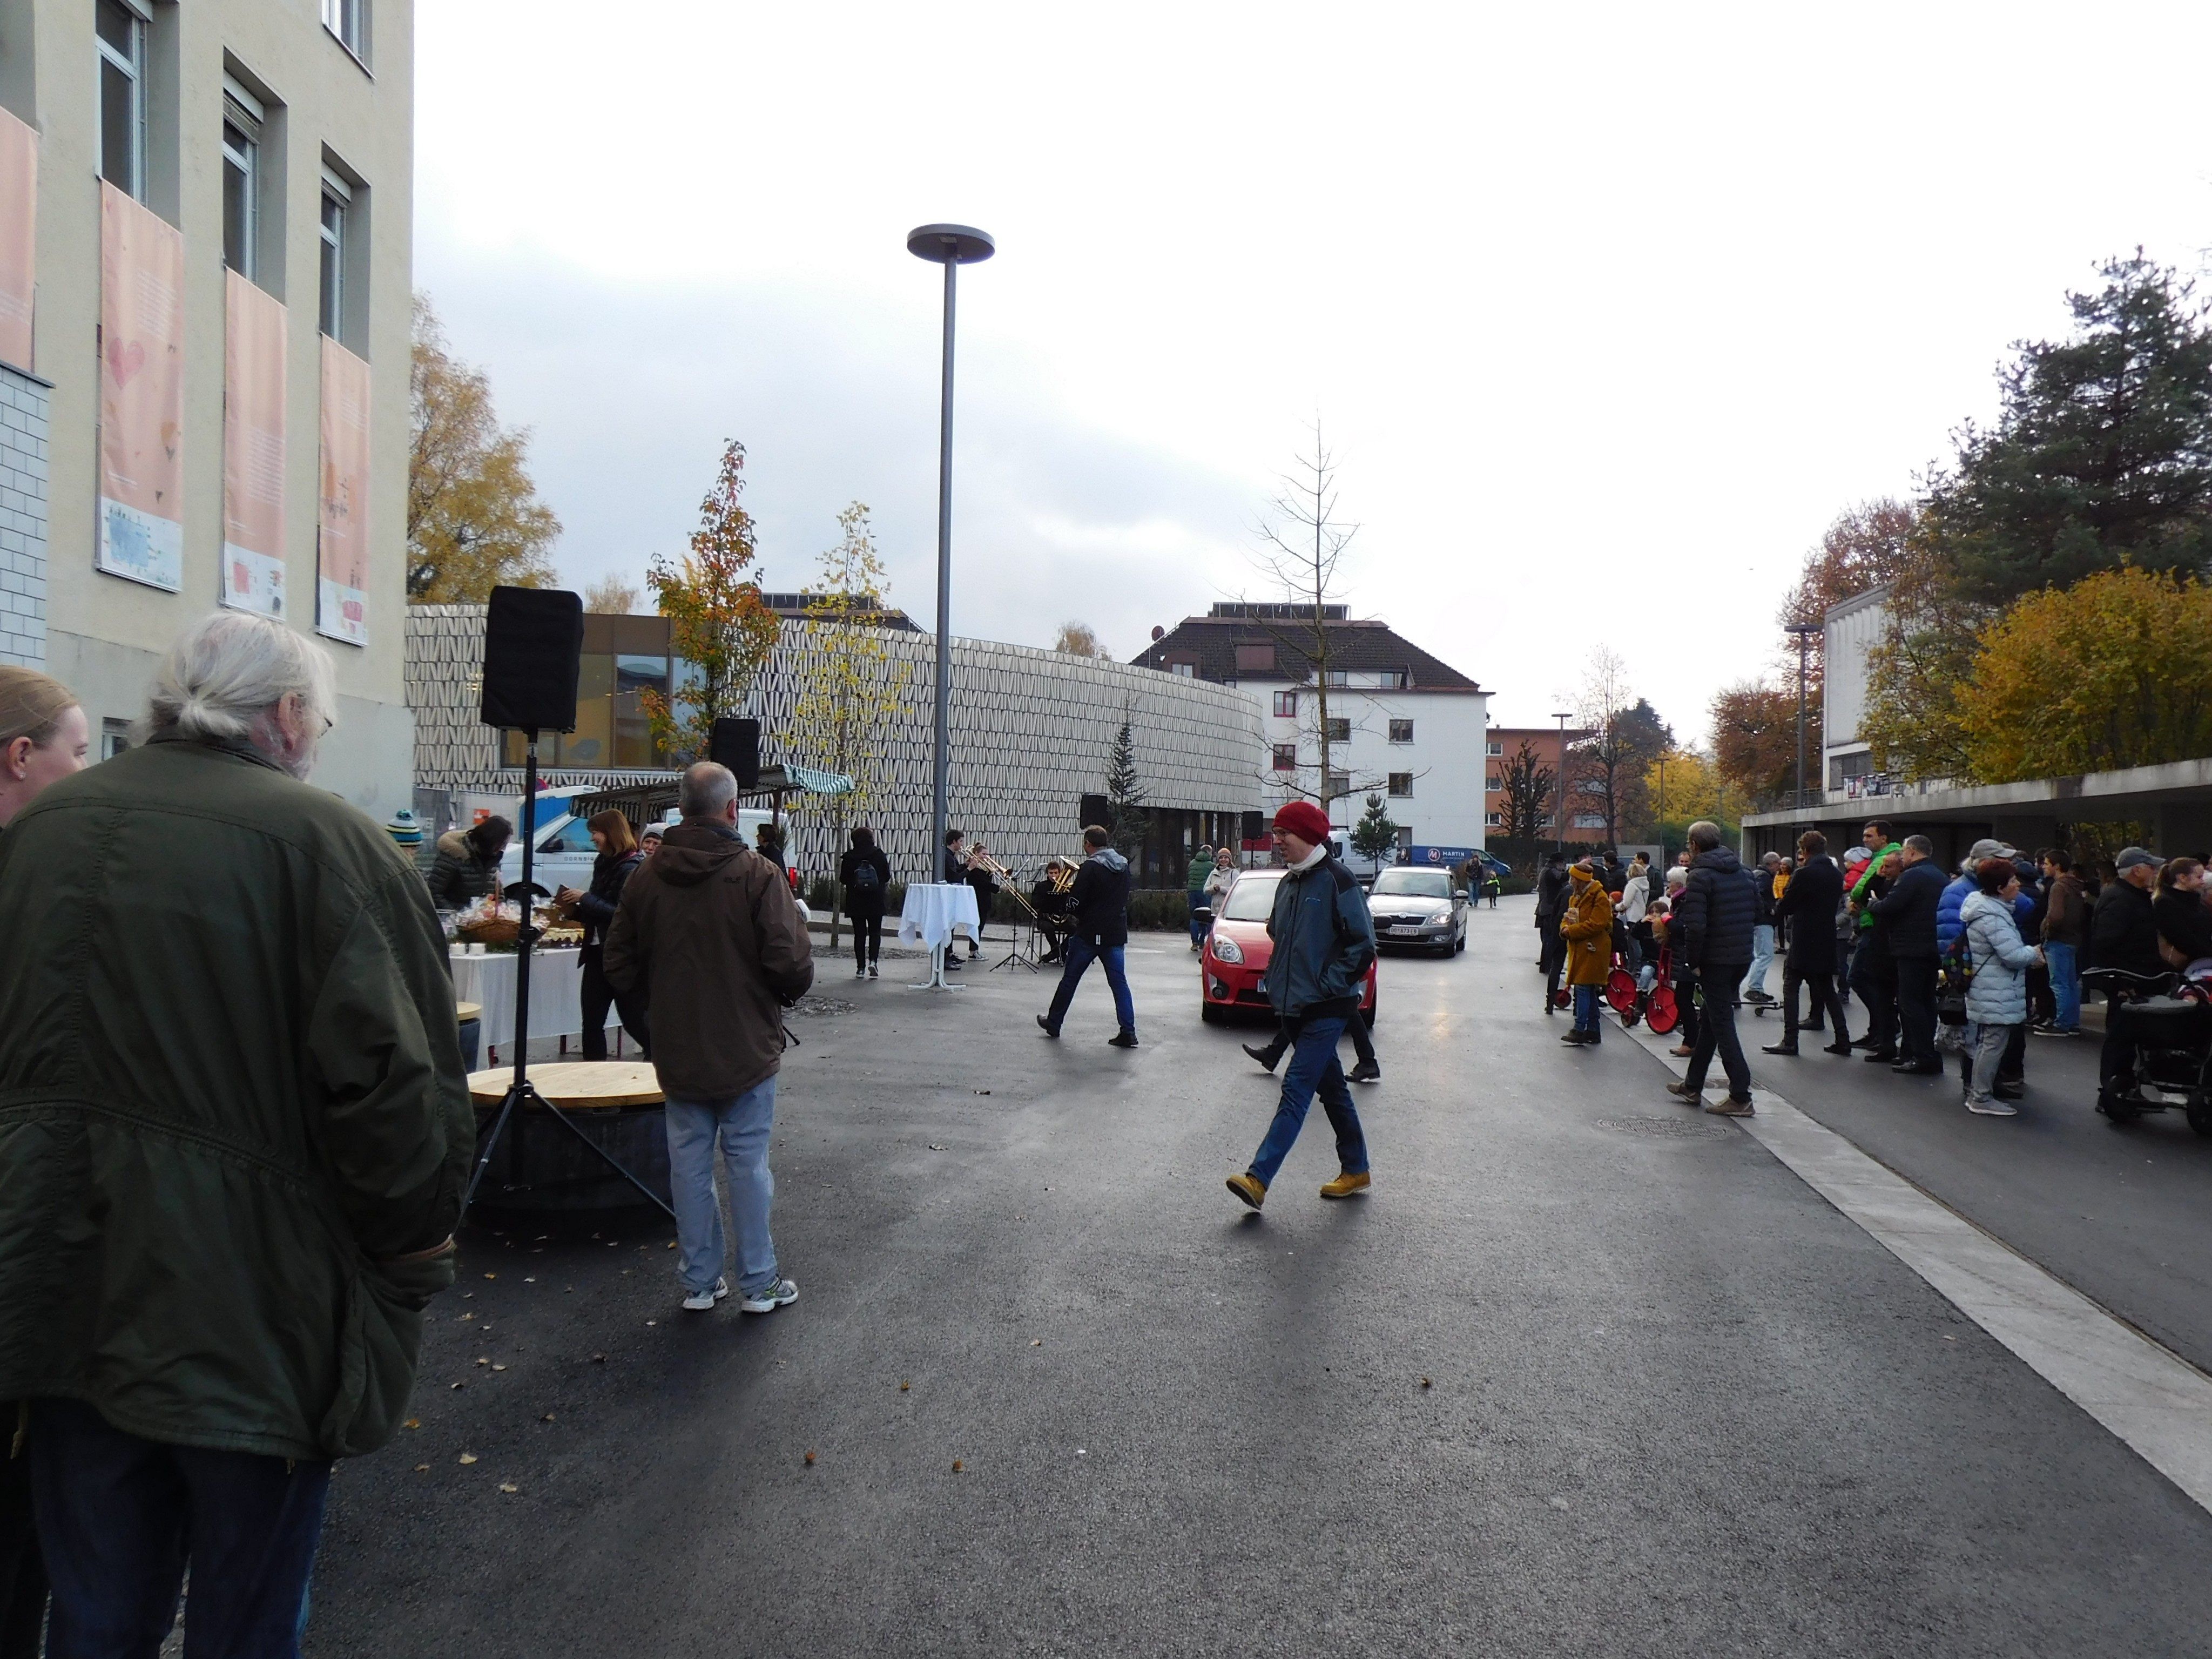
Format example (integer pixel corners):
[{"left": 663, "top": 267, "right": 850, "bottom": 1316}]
[{"left": 1226, "top": 801, "right": 1378, "bottom": 1210}]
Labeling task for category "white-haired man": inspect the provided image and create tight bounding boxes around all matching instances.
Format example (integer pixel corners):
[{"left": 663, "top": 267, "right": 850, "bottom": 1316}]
[
  {"left": 0, "top": 611, "right": 474, "bottom": 1655},
  {"left": 606, "top": 761, "right": 814, "bottom": 1314}
]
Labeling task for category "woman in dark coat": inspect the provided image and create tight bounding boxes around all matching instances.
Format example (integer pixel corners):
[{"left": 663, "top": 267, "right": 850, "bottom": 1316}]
[
  {"left": 2153, "top": 857, "right": 2212, "bottom": 967},
  {"left": 427, "top": 815, "right": 510, "bottom": 911},
  {"left": 558, "top": 809, "right": 650, "bottom": 1060},
  {"left": 839, "top": 826, "right": 893, "bottom": 979},
  {"left": 1763, "top": 830, "right": 1850, "bottom": 1057}
]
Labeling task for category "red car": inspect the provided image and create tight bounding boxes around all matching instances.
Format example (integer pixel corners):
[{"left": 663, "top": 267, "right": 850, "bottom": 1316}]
[{"left": 1199, "top": 867, "right": 1380, "bottom": 1024}]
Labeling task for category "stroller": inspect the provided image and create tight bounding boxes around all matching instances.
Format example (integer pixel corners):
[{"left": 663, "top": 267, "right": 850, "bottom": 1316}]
[{"left": 2085, "top": 966, "right": 2212, "bottom": 1135}]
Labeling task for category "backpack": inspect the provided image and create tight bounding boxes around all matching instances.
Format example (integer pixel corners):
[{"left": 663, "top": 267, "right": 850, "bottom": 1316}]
[{"left": 849, "top": 857, "right": 881, "bottom": 897}]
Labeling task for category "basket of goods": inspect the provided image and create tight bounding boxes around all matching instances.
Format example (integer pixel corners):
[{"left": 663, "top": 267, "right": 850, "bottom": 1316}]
[
  {"left": 538, "top": 919, "right": 585, "bottom": 948},
  {"left": 456, "top": 900, "right": 521, "bottom": 948}
]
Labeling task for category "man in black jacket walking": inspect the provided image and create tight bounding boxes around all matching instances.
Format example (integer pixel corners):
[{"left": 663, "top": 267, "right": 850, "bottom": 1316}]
[
  {"left": 1871, "top": 833, "right": 1946, "bottom": 1073},
  {"left": 1763, "top": 831, "right": 1849, "bottom": 1057},
  {"left": 1534, "top": 851, "right": 1570, "bottom": 1013},
  {"left": 1664, "top": 821, "right": 1757, "bottom": 1114},
  {"left": 1037, "top": 826, "right": 1137, "bottom": 1047}
]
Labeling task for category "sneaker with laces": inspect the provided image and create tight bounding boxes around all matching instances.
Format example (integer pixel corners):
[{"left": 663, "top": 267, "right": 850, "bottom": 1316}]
[
  {"left": 739, "top": 1278, "right": 799, "bottom": 1313},
  {"left": 682, "top": 1277, "right": 730, "bottom": 1313},
  {"left": 1966, "top": 1097, "right": 2018, "bottom": 1116}
]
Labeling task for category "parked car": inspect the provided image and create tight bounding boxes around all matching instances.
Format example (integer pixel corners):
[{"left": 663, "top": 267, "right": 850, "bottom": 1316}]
[
  {"left": 1199, "top": 867, "right": 1380, "bottom": 1024},
  {"left": 1366, "top": 866, "right": 1468, "bottom": 956},
  {"left": 499, "top": 793, "right": 812, "bottom": 924}
]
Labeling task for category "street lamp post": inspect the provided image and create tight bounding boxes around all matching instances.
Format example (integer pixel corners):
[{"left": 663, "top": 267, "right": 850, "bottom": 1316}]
[
  {"left": 906, "top": 223, "right": 995, "bottom": 891},
  {"left": 1552, "top": 710, "right": 1572, "bottom": 856},
  {"left": 1787, "top": 621, "right": 1820, "bottom": 815}
]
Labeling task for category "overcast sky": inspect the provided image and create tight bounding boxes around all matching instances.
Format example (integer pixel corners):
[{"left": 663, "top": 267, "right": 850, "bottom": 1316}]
[{"left": 415, "top": 3, "right": 2212, "bottom": 739}]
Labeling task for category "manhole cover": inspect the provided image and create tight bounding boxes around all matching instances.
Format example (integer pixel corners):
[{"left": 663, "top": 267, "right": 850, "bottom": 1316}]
[
  {"left": 790, "top": 996, "right": 857, "bottom": 1017},
  {"left": 1594, "top": 1115, "right": 1733, "bottom": 1140}
]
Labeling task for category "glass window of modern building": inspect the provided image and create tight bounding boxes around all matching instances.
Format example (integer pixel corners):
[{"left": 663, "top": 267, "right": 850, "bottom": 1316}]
[{"left": 501, "top": 614, "right": 677, "bottom": 769}]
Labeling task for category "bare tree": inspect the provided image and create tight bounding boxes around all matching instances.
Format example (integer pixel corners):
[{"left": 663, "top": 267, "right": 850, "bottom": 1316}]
[
  {"left": 1496, "top": 738, "right": 1556, "bottom": 844},
  {"left": 1246, "top": 424, "right": 1392, "bottom": 817},
  {"left": 1574, "top": 646, "right": 1646, "bottom": 846}
]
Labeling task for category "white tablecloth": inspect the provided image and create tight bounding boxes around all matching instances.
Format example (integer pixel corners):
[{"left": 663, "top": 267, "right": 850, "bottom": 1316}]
[
  {"left": 450, "top": 947, "right": 594, "bottom": 1055},
  {"left": 898, "top": 883, "right": 981, "bottom": 950}
]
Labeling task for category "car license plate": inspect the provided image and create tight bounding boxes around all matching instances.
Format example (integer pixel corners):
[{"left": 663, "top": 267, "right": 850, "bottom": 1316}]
[{"left": 1389, "top": 925, "right": 1422, "bottom": 936}]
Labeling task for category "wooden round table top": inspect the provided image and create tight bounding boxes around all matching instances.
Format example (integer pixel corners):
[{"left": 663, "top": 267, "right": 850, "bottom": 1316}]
[
  {"left": 455, "top": 1001, "right": 482, "bottom": 1024},
  {"left": 467, "top": 1061, "right": 663, "bottom": 1110}
]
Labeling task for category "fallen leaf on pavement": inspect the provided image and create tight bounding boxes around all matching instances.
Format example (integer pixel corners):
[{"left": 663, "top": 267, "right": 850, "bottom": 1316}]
[
  {"left": 645, "top": 1320, "right": 658, "bottom": 1327},
  {"left": 458, "top": 1453, "right": 478, "bottom": 1465},
  {"left": 591, "top": 1353, "right": 606, "bottom": 1363},
  {"left": 974, "top": 1089, "right": 990, "bottom": 1095},
  {"left": 404, "top": 1419, "right": 421, "bottom": 1429},
  {"left": 491, "top": 1364, "right": 507, "bottom": 1372},
  {"left": 951, "top": 1459, "right": 963, "bottom": 1473},
  {"left": 1420, "top": 1378, "right": 1432, "bottom": 1388},
  {"left": 450, "top": 1382, "right": 466, "bottom": 1391},
  {"left": 415, "top": 1464, "right": 430, "bottom": 1472},
  {"left": 928, "top": 1144, "right": 946, "bottom": 1151},
  {"left": 484, "top": 1273, "right": 496, "bottom": 1280},
  {"left": 1030, "top": 1339, "right": 1041, "bottom": 1347},
  {"left": 804, "top": 1451, "right": 815, "bottom": 1466},
  {"left": 900, "top": 1381, "right": 911, "bottom": 1392},
  {"left": 542, "top": 1413, "right": 556, "bottom": 1423},
  {"left": 475, "top": 1358, "right": 489, "bottom": 1367},
  {"left": 499, "top": 1482, "right": 518, "bottom": 1493}
]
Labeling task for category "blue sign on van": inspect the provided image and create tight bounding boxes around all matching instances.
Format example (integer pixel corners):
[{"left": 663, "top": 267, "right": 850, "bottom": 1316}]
[{"left": 1405, "top": 844, "right": 1477, "bottom": 868}]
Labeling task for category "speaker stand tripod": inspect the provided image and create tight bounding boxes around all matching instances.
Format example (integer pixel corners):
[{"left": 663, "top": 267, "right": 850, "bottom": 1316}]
[
  {"left": 462, "top": 729, "right": 674, "bottom": 1219},
  {"left": 988, "top": 916, "right": 1040, "bottom": 973}
]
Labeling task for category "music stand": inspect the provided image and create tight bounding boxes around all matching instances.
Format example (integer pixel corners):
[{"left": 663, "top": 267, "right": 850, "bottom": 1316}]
[
  {"left": 988, "top": 912, "right": 1040, "bottom": 973},
  {"left": 462, "top": 727, "right": 674, "bottom": 1219}
]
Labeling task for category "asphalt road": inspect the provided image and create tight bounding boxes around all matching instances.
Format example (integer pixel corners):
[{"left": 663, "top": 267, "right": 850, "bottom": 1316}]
[{"left": 308, "top": 909, "right": 2212, "bottom": 1657}]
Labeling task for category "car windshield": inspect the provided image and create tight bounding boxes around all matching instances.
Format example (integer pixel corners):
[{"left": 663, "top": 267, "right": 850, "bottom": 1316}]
[
  {"left": 1371, "top": 869, "right": 1452, "bottom": 899},
  {"left": 1220, "top": 873, "right": 1282, "bottom": 921}
]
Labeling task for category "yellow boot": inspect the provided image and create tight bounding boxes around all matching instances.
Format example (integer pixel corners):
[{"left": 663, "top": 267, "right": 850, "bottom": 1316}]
[
  {"left": 1225, "top": 1171, "right": 1267, "bottom": 1210},
  {"left": 1319, "top": 1170, "right": 1371, "bottom": 1199}
]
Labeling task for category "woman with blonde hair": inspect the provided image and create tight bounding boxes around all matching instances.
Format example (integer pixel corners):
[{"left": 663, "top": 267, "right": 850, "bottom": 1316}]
[{"left": 0, "top": 666, "right": 90, "bottom": 830}]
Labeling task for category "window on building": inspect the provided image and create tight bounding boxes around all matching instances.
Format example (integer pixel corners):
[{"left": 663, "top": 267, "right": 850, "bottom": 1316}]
[
  {"left": 1169, "top": 661, "right": 1195, "bottom": 677},
  {"left": 1485, "top": 773, "right": 1501, "bottom": 792},
  {"left": 1374, "top": 670, "right": 1408, "bottom": 690},
  {"left": 97, "top": 0, "right": 146, "bottom": 199},
  {"left": 1572, "top": 812, "right": 1606, "bottom": 830},
  {"left": 1272, "top": 690, "right": 1297, "bottom": 719},
  {"left": 1323, "top": 772, "right": 1350, "bottom": 800},
  {"left": 1388, "top": 772, "right": 1413, "bottom": 798},
  {"left": 1388, "top": 718, "right": 1413, "bottom": 744},
  {"left": 221, "top": 89, "right": 262, "bottom": 281},
  {"left": 321, "top": 0, "right": 368, "bottom": 61},
  {"left": 100, "top": 718, "right": 132, "bottom": 761},
  {"left": 1325, "top": 717, "right": 1350, "bottom": 742},
  {"left": 1324, "top": 669, "right": 1348, "bottom": 687},
  {"left": 1271, "top": 743, "right": 1297, "bottom": 772},
  {"left": 1235, "top": 643, "right": 1276, "bottom": 673},
  {"left": 1537, "top": 813, "right": 1555, "bottom": 829},
  {"left": 319, "top": 177, "right": 348, "bottom": 339},
  {"left": 1485, "top": 812, "right": 1502, "bottom": 829},
  {"left": 1486, "top": 740, "right": 1503, "bottom": 757}
]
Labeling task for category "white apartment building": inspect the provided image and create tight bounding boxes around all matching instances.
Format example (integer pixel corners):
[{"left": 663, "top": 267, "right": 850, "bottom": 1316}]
[
  {"left": 0, "top": 0, "right": 415, "bottom": 818},
  {"left": 1130, "top": 604, "right": 1491, "bottom": 862}
]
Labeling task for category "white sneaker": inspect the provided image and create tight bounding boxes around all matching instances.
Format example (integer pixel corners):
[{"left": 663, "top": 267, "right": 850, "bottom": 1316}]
[
  {"left": 1966, "top": 1098, "right": 2018, "bottom": 1117},
  {"left": 739, "top": 1277, "right": 799, "bottom": 1314},
  {"left": 682, "top": 1277, "right": 730, "bottom": 1312}
]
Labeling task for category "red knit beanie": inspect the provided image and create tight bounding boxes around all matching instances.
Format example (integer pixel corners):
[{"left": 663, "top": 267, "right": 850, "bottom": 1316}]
[{"left": 1272, "top": 800, "right": 1332, "bottom": 846}]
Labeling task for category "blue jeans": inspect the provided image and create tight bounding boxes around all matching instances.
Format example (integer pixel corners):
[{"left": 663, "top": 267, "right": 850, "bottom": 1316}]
[
  {"left": 2046, "top": 940, "right": 2081, "bottom": 1030},
  {"left": 1742, "top": 925, "right": 1776, "bottom": 997},
  {"left": 28, "top": 1396, "right": 330, "bottom": 1659},
  {"left": 1573, "top": 982, "right": 1601, "bottom": 1033},
  {"left": 1248, "top": 1014, "right": 1368, "bottom": 1186},
  {"left": 1046, "top": 937, "right": 1135, "bottom": 1034},
  {"left": 665, "top": 1076, "right": 780, "bottom": 1297}
]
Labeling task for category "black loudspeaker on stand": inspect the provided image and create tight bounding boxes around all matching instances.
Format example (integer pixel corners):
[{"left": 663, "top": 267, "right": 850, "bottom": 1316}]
[
  {"left": 709, "top": 717, "right": 761, "bottom": 788},
  {"left": 463, "top": 586, "right": 672, "bottom": 1220}
]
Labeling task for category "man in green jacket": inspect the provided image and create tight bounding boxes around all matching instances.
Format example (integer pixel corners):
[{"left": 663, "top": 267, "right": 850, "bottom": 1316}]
[
  {"left": 0, "top": 612, "right": 473, "bottom": 1656},
  {"left": 1186, "top": 843, "right": 1215, "bottom": 950}
]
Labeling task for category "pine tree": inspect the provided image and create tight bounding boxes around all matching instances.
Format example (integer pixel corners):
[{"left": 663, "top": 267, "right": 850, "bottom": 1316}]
[
  {"left": 1104, "top": 714, "right": 1149, "bottom": 859},
  {"left": 1350, "top": 793, "right": 1399, "bottom": 863}
]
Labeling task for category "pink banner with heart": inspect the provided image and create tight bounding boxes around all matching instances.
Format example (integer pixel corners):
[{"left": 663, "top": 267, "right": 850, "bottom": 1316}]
[
  {"left": 0, "top": 107, "right": 35, "bottom": 373},
  {"left": 222, "top": 271, "right": 287, "bottom": 617},
  {"left": 98, "top": 181, "right": 185, "bottom": 591},
  {"left": 317, "top": 335, "right": 372, "bottom": 646}
]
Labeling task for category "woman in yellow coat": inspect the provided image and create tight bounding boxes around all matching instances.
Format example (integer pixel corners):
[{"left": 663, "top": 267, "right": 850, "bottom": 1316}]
[{"left": 1559, "top": 859, "right": 1616, "bottom": 1047}]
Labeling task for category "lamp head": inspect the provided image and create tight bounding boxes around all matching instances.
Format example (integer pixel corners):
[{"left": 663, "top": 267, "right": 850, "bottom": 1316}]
[{"left": 907, "top": 224, "right": 996, "bottom": 264}]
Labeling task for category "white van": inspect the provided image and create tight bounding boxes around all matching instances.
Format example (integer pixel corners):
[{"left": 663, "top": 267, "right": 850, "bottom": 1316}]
[{"left": 498, "top": 792, "right": 811, "bottom": 923}]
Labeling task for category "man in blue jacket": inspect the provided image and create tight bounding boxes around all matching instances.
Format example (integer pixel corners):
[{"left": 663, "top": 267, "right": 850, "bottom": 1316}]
[
  {"left": 1036, "top": 826, "right": 1137, "bottom": 1047},
  {"left": 1227, "top": 801, "right": 1376, "bottom": 1210}
]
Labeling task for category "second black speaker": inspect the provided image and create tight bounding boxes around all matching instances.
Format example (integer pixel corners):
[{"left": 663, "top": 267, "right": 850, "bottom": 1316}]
[{"left": 710, "top": 718, "right": 761, "bottom": 788}]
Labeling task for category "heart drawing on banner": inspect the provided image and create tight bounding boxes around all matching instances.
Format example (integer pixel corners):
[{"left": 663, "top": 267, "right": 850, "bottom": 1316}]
[{"left": 106, "top": 338, "right": 146, "bottom": 388}]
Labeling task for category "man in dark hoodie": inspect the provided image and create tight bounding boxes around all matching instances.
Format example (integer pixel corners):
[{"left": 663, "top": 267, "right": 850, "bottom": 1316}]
[
  {"left": 1534, "top": 850, "right": 1571, "bottom": 1011},
  {"left": 1870, "top": 833, "right": 1947, "bottom": 1074},
  {"left": 1664, "top": 820, "right": 1756, "bottom": 1114},
  {"left": 605, "top": 763, "right": 814, "bottom": 1316},
  {"left": 1037, "top": 826, "right": 1138, "bottom": 1047}
]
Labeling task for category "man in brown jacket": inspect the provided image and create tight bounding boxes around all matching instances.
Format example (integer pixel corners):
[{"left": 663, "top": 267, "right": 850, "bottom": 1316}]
[
  {"left": 2036, "top": 850, "right": 2089, "bottom": 1037},
  {"left": 605, "top": 762, "right": 814, "bottom": 1313}
]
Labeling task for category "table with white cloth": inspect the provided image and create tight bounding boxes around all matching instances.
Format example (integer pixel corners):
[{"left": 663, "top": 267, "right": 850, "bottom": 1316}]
[
  {"left": 449, "top": 947, "right": 615, "bottom": 1058},
  {"left": 898, "top": 882, "right": 981, "bottom": 951}
]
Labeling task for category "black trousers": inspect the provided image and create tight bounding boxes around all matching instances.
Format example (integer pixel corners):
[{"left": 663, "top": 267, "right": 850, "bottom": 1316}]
[
  {"left": 1783, "top": 969, "right": 1848, "bottom": 1046},
  {"left": 1851, "top": 941, "right": 1898, "bottom": 1053},
  {"left": 1685, "top": 963, "right": 1751, "bottom": 1096},
  {"left": 0, "top": 1426, "right": 43, "bottom": 1659},
  {"left": 579, "top": 946, "right": 650, "bottom": 1061},
  {"left": 1672, "top": 960, "right": 1701, "bottom": 1048},
  {"left": 1261, "top": 1008, "right": 1377, "bottom": 1070},
  {"left": 1540, "top": 931, "right": 1566, "bottom": 1006},
  {"left": 1894, "top": 954, "right": 1939, "bottom": 1065},
  {"left": 849, "top": 910, "right": 884, "bottom": 967}
]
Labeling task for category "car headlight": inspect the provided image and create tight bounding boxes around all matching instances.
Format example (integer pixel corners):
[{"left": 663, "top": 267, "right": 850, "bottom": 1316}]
[{"left": 1211, "top": 934, "right": 1243, "bottom": 964}]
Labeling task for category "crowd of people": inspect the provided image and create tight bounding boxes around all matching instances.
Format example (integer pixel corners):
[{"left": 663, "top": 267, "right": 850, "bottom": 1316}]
[{"left": 1532, "top": 813, "right": 2212, "bottom": 1122}]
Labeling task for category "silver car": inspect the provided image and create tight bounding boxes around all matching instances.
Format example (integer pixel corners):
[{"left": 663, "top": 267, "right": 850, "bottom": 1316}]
[{"left": 1365, "top": 867, "right": 1468, "bottom": 957}]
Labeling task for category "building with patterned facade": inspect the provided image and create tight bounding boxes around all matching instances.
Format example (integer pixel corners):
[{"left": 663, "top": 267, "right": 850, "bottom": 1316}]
[
  {"left": 1, "top": 0, "right": 415, "bottom": 821},
  {"left": 406, "top": 605, "right": 1266, "bottom": 889}
]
